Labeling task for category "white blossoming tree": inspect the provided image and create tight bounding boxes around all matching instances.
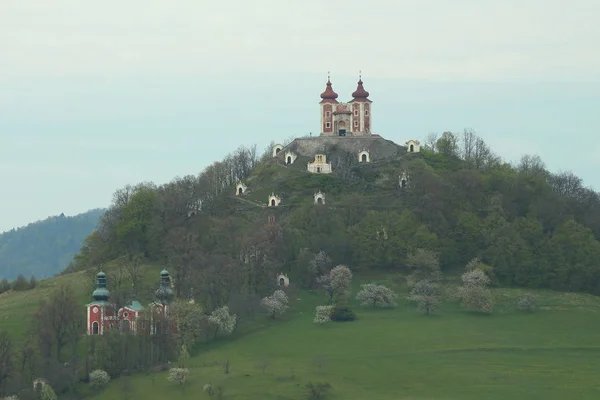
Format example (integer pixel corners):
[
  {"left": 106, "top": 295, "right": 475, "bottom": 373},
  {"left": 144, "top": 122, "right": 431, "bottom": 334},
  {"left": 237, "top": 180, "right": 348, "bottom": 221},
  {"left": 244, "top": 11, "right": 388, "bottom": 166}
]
[
  {"left": 313, "top": 305, "right": 334, "bottom": 324},
  {"left": 457, "top": 268, "right": 494, "bottom": 313},
  {"left": 356, "top": 284, "right": 397, "bottom": 308},
  {"left": 407, "top": 280, "right": 440, "bottom": 314},
  {"left": 167, "top": 367, "right": 189, "bottom": 390},
  {"left": 40, "top": 384, "right": 58, "bottom": 400},
  {"left": 260, "top": 289, "right": 289, "bottom": 319},
  {"left": 89, "top": 369, "right": 111, "bottom": 387},
  {"left": 208, "top": 306, "right": 237, "bottom": 339},
  {"left": 317, "top": 265, "right": 353, "bottom": 304}
]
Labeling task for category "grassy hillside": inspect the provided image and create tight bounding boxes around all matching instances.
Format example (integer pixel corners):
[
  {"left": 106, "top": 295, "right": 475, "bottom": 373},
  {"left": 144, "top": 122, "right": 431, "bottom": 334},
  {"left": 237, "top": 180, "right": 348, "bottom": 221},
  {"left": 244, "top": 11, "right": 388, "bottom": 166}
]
[
  {"left": 91, "top": 275, "right": 600, "bottom": 400},
  {"left": 0, "top": 208, "right": 105, "bottom": 280}
]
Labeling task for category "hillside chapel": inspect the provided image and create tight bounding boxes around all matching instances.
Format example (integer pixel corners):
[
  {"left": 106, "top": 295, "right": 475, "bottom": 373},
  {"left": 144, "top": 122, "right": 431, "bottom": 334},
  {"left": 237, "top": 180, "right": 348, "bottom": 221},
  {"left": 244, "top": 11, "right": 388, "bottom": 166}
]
[{"left": 86, "top": 269, "right": 176, "bottom": 335}]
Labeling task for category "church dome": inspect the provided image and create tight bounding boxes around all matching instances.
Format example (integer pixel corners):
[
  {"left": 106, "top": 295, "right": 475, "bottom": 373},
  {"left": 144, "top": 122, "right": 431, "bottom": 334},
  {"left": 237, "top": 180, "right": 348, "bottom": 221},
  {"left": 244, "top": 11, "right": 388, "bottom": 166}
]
[
  {"left": 320, "top": 79, "right": 339, "bottom": 100},
  {"left": 352, "top": 79, "right": 370, "bottom": 99},
  {"left": 92, "top": 271, "right": 110, "bottom": 301},
  {"left": 155, "top": 269, "right": 174, "bottom": 304}
]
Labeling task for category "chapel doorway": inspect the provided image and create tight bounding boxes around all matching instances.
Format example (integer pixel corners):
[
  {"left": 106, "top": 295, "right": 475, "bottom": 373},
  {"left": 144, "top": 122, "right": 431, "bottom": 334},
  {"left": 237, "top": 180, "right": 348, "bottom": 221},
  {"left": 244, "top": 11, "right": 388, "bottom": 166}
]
[
  {"left": 361, "top": 154, "right": 367, "bottom": 162},
  {"left": 238, "top": 187, "right": 243, "bottom": 195},
  {"left": 410, "top": 144, "right": 414, "bottom": 152},
  {"left": 92, "top": 321, "right": 99, "bottom": 335},
  {"left": 271, "top": 199, "right": 276, "bottom": 206}
]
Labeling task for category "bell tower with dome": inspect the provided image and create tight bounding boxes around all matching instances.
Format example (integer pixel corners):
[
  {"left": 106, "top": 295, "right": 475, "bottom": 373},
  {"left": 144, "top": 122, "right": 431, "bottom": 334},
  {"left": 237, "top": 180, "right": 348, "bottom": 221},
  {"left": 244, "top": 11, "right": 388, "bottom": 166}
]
[
  {"left": 319, "top": 72, "right": 372, "bottom": 137},
  {"left": 86, "top": 271, "right": 115, "bottom": 335}
]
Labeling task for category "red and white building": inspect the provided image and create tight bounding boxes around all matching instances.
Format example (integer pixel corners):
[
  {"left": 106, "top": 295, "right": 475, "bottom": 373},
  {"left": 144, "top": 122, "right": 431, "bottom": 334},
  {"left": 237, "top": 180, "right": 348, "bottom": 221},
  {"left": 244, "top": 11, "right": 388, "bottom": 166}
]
[
  {"left": 86, "top": 269, "right": 175, "bottom": 335},
  {"left": 319, "top": 74, "right": 372, "bottom": 137}
]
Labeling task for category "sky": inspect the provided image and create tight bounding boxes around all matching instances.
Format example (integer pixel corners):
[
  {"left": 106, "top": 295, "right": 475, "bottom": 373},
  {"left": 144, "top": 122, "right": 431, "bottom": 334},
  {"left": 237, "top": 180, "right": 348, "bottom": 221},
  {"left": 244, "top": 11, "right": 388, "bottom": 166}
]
[{"left": 1, "top": 0, "right": 599, "bottom": 233}]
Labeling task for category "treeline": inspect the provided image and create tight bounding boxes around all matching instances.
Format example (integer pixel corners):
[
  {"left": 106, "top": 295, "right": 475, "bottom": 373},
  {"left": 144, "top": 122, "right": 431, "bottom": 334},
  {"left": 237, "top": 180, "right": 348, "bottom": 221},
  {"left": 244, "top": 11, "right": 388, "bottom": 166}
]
[
  {"left": 0, "top": 209, "right": 105, "bottom": 280},
  {"left": 67, "top": 131, "right": 600, "bottom": 299}
]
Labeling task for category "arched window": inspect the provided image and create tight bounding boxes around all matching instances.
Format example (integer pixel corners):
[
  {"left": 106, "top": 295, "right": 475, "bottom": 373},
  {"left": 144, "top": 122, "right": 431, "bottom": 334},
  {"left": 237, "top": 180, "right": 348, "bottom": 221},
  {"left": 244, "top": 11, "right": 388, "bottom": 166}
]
[
  {"left": 317, "top": 197, "right": 323, "bottom": 204},
  {"left": 92, "top": 321, "right": 99, "bottom": 335}
]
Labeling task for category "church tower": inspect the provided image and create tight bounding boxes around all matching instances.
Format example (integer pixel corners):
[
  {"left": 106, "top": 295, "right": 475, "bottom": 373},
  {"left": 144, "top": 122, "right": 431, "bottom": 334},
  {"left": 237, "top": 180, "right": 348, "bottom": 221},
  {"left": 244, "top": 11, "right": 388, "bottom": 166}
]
[
  {"left": 86, "top": 271, "right": 114, "bottom": 335},
  {"left": 349, "top": 74, "right": 372, "bottom": 134},
  {"left": 319, "top": 74, "right": 339, "bottom": 136}
]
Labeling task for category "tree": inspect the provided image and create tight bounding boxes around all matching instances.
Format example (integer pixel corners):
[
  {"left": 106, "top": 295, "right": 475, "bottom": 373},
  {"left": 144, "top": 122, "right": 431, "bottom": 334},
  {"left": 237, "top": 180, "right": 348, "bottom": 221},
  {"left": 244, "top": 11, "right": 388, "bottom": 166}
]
[
  {"left": 207, "top": 306, "right": 237, "bottom": 339},
  {"left": 316, "top": 265, "right": 353, "bottom": 304},
  {"left": 168, "top": 300, "right": 205, "bottom": 348},
  {"left": 178, "top": 344, "right": 190, "bottom": 368},
  {"left": 260, "top": 290, "right": 289, "bottom": 319},
  {"left": 167, "top": 367, "right": 188, "bottom": 391},
  {"left": 517, "top": 292, "right": 538, "bottom": 312},
  {"left": 405, "top": 249, "right": 441, "bottom": 284},
  {"left": 313, "top": 305, "right": 334, "bottom": 324},
  {"left": 407, "top": 280, "right": 440, "bottom": 314},
  {"left": 40, "top": 384, "right": 58, "bottom": 400},
  {"left": 355, "top": 284, "right": 397, "bottom": 308},
  {"left": 457, "top": 268, "right": 494, "bottom": 313},
  {"left": 33, "top": 284, "right": 82, "bottom": 361},
  {"left": 0, "top": 331, "right": 13, "bottom": 393}
]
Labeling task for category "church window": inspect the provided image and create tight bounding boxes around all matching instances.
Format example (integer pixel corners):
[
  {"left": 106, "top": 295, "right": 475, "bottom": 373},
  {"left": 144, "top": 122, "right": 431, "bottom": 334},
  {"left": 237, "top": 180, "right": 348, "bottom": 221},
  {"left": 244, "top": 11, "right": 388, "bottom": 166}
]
[
  {"left": 354, "top": 110, "right": 358, "bottom": 116},
  {"left": 123, "top": 311, "right": 129, "bottom": 318},
  {"left": 325, "top": 122, "right": 330, "bottom": 128},
  {"left": 326, "top": 111, "right": 331, "bottom": 117},
  {"left": 354, "top": 120, "right": 359, "bottom": 127},
  {"left": 365, "top": 110, "right": 369, "bottom": 116}
]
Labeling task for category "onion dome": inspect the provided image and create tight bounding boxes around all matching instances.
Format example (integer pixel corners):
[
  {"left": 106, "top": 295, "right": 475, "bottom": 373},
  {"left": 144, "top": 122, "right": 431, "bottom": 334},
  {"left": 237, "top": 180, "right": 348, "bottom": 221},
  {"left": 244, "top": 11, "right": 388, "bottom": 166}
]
[
  {"left": 352, "top": 78, "right": 370, "bottom": 99},
  {"left": 320, "top": 78, "right": 339, "bottom": 101},
  {"left": 155, "top": 269, "right": 174, "bottom": 305},
  {"left": 92, "top": 271, "right": 110, "bottom": 301}
]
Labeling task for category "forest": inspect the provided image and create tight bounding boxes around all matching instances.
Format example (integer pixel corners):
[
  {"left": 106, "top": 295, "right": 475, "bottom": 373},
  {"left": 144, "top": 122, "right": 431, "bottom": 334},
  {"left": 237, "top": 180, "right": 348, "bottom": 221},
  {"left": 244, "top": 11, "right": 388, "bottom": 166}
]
[
  {"left": 67, "top": 129, "right": 600, "bottom": 301},
  {"left": 0, "top": 209, "right": 104, "bottom": 281}
]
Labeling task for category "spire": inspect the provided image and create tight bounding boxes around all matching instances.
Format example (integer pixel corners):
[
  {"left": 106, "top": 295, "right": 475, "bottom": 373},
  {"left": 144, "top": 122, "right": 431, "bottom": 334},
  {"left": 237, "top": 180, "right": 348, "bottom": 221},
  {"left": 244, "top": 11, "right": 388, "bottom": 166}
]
[
  {"left": 320, "top": 72, "right": 339, "bottom": 101},
  {"left": 92, "top": 271, "right": 110, "bottom": 302},
  {"left": 352, "top": 72, "right": 370, "bottom": 99},
  {"left": 155, "top": 269, "right": 174, "bottom": 305}
]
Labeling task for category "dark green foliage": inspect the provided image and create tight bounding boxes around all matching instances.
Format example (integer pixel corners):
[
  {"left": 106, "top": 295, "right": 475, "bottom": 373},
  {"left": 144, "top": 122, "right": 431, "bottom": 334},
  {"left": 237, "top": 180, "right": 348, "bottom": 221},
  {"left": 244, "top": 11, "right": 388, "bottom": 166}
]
[
  {"left": 306, "top": 381, "right": 332, "bottom": 399},
  {"left": 330, "top": 307, "right": 356, "bottom": 322},
  {"left": 0, "top": 209, "right": 104, "bottom": 280}
]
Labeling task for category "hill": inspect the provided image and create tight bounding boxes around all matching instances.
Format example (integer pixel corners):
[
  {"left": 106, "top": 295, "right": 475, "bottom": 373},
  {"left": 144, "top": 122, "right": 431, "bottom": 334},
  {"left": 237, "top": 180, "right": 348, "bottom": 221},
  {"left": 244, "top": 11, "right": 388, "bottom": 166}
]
[
  {"left": 2, "top": 131, "right": 600, "bottom": 399},
  {"left": 0, "top": 208, "right": 105, "bottom": 280}
]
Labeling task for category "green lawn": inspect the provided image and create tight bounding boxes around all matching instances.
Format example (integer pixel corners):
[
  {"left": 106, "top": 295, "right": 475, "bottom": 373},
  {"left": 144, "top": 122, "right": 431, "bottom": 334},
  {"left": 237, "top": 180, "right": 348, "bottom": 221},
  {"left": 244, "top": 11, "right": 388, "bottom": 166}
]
[{"left": 92, "top": 281, "right": 600, "bottom": 400}]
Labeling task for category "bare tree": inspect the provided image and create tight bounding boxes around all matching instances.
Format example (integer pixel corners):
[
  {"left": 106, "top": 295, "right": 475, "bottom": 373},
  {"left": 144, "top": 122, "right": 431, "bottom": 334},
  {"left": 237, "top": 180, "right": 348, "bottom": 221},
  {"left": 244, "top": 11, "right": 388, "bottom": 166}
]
[
  {"left": 517, "top": 154, "right": 547, "bottom": 177},
  {"left": 461, "top": 129, "right": 476, "bottom": 163},
  {"left": 33, "top": 284, "right": 82, "bottom": 361},
  {"left": 423, "top": 132, "right": 438, "bottom": 152},
  {"left": 548, "top": 171, "right": 585, "bottom": 201},
  {"left": 125, "top": 253, "right": 144, "bottom": 295},
  {"left": 0, "top": 331, "right": 13, "bottom": 392}
]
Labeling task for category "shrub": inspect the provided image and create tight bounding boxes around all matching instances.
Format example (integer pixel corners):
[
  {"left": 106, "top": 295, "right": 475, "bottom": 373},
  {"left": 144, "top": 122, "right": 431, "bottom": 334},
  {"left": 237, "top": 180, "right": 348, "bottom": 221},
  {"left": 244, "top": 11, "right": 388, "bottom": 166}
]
[
  {"left": 517, "top": 292, "right": 538, "bottom": 312},
  {"left": 356, "top": 283, "right": 397, "bottom": 308},
  {"left": 313, "top": 305, "right": 334, "bottom": 324},
  {"left": 306, "top": 382, "right": 332, "bottom": 399},
  {"left": 89, "top": 369, "right": 111, "bottom": 387},
  {"left": 208, "top": 306, "right": 237, "bottom": 338},
  {"left": 330, "top": 306, "right": 356, "bottom": 322},
  {"left": 316, "top": 265, "right": 353, "bottom": 303}
]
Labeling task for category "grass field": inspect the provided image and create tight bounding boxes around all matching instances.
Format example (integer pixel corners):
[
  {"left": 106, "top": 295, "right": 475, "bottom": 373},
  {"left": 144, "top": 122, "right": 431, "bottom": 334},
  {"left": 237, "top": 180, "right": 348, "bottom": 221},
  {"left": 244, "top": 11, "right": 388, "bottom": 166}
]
[{"left": 89, "top": 277, "right": 600, "bottom": 400}]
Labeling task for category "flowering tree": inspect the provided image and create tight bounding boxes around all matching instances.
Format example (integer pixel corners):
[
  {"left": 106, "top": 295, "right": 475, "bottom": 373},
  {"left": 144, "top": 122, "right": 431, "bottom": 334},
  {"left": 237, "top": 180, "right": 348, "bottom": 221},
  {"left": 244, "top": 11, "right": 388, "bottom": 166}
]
[
  {"left": 313, "top": 305, "right": 334, "bottom": 324},
  {"left": 260, "top": 289, "right": 289, "bottom": 319},
  {"left": 207, "top": 306, "right": 237, "bottom": 339},
  {"left": 317, "top": 265, "right": 353, "bottom": 304},
  {"left": 407, "top": 280, "right": 440, "bottom": 314},
  {"left": 167, "top": 367, "right": 189, "bottom": 388},
  {"left": 517, "top": 292, "right": 538, "bottom": 312},
  {"left": 356, "top": 284, "right": 397, "bottom": 308},
  {"left": 40, "top": 384, "right": 58, "bottom": 400},
  {"left": 89, "top": 369, "right": 111, "bottom": 387},
  {"left": 457, "top": 268, "right": 494, "bottom": 313}
]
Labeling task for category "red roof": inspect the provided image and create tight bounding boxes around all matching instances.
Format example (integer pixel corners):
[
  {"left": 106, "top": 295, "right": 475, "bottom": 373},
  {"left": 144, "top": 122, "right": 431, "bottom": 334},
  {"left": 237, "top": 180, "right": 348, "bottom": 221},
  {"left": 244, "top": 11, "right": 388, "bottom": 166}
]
[
  {"left": 352, "top": 79, "right": 370, "bottom": 99},
  {"left": 320, "top": 79, "right": 339, "bottom": 102}
]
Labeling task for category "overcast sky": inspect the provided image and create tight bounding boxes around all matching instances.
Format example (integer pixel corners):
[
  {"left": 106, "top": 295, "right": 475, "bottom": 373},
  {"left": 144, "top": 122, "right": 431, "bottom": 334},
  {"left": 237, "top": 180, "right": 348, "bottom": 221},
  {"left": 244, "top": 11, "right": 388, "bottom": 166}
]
[{"left": 1, "top": 0, "right": 599, "bottom": 232}]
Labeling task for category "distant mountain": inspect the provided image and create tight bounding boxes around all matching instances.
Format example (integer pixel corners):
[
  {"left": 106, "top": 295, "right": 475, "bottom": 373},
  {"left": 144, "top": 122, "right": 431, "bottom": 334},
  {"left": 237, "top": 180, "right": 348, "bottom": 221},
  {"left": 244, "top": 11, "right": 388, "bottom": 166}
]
[{"left": 0, "top": 209, "right": 105, "bottom": 280}]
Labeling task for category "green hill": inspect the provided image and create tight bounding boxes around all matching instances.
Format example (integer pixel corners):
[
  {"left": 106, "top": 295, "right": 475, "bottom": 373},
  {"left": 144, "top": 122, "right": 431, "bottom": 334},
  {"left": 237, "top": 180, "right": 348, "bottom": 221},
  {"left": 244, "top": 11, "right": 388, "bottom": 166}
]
[
  {"left": 2, "top": 131, "right": 600, "bottom": 399},
  {"left": 0, "top": 208, "right": 105, "bottom": 280}
]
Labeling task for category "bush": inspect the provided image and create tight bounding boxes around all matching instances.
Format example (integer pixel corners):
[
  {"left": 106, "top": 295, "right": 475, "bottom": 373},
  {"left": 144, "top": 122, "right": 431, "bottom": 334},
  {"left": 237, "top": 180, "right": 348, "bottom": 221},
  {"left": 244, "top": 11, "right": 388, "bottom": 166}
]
[
  {"left": 89, "top": 369, "right": 111, "bottom": 387},
  {"left": 517, "top": 292, "right": 538, "bottom": 312},
  {"left": 330, "top": 306, "right": 356, "bottom": 322},
  {"left": 355, "top": 283, "right": 397, "bottom": 308},
  {"left": 306, "top": 382, "right": 332, "bottom": 399},
  {"left": 313, "top": 305, "right": 334, "bottom": 324}
]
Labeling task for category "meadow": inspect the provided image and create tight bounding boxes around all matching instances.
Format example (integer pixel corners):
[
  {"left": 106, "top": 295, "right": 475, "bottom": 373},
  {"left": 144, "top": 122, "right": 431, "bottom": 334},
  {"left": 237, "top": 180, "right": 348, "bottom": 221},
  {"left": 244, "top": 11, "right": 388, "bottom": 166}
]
[{"left": 88, "top": 277, "right": 600, "bottom": 400}]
